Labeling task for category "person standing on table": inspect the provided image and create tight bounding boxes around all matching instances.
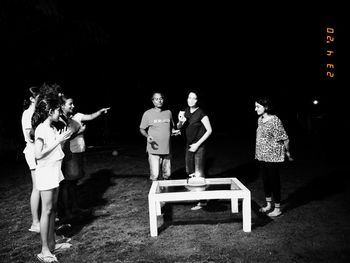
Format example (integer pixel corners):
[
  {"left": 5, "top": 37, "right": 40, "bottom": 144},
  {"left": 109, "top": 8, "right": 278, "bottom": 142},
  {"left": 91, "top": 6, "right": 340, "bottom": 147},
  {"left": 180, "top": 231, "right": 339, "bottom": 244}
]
[
  {"left": 177, "top": 91, "right": 213, "bottom": 210},
  {"left": 255, "top": 96, "right": 293, "bottom": 217},
  {"left": 21, "top": 86, "right": 41, "bottom": 233},
  {"left": 140, "top": 92, "right": 179, "bottom": 181}
]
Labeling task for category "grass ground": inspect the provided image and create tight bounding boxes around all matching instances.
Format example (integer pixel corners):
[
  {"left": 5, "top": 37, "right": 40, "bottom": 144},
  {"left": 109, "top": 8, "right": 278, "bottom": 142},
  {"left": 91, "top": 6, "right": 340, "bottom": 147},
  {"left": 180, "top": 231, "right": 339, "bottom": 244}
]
[{"left": 0, "top": 132, "right": 349, "bottom": 263}]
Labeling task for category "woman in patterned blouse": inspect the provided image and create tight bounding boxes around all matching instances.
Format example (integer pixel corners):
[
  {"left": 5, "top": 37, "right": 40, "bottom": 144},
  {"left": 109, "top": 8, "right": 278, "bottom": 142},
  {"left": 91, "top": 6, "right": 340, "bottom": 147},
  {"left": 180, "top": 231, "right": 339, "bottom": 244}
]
[{"left": 255, "top": 97, "right": 293, "bottom": 217}]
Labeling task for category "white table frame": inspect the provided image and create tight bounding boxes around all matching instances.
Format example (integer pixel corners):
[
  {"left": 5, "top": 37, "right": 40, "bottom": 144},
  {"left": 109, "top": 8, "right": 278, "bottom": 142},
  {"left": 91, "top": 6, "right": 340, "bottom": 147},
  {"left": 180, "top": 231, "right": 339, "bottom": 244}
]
[{"left": 148, "top": 177, "right": 251, "bottom": 237}]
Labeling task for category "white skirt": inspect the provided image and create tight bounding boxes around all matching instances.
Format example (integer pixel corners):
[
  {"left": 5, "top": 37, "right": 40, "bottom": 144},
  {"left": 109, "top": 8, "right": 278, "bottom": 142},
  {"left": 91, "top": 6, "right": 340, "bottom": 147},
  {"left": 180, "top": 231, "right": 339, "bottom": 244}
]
[{"left": 35, "top": 160, "right": 64, "bottom": 191}]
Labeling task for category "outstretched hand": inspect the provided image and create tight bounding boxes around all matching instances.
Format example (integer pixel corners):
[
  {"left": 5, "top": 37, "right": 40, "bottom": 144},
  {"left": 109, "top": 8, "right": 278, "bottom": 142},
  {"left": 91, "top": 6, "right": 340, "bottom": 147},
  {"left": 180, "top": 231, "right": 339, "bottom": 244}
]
[{"left": 100, "top": 107, "right": 111, "bottom": 114}]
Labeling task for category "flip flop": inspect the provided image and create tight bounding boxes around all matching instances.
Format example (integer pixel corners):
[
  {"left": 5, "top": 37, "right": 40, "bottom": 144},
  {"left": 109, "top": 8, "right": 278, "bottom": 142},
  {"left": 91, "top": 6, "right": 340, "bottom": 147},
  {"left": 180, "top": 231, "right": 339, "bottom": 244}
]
[
  {"left": 29, "top": 225, "right": 40, "bottom": 233},
  {"left": 36, "top": 253, "right": 58, "bottom": 263},
  {"left": 53, "top": 242, "right": 72, "bottom": 254},
  {"left": 55, "top": 235, "right": 72, "bottom": 243}
]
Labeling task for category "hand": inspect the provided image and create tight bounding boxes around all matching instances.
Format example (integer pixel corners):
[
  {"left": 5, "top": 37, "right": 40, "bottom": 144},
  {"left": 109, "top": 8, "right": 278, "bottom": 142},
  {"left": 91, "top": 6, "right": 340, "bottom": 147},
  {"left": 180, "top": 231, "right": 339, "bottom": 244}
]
[
  {"left": 100, "top": 107, "right": 111, "bottom": 114},
  {"left": 147, "top": 135, "right": 154, "bottom": 143},
  {"left": 57, "top": 127, "right": 72, "bottom": 143},
  {"left": 171, "top": 129, "right": 181, "bottom": 136},
  {"left": 285, "top": 151, "right": 294, "bottom": 161},
  {"left": 188, "top": 143, "right": 199, "bottom": 152},
  {"left": 79, "top": 124, "right": 86, "bottom": 133},
  {"left": 178, "top": 111, "right": 186, "bottom": 123}
]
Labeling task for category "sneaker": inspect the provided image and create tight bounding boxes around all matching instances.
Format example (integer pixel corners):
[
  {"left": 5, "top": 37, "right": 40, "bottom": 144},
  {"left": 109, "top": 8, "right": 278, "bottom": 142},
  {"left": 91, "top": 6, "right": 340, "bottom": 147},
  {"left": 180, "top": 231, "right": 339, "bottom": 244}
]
[
  {"left": 56, "top": 235, "right": 72, "bottom": 243},
  {"left": 259, "top": 205, "right": 271, "bottom": 213},
  {"left": 191, "top": 202, "right": 206, "bottom": 211},
  {"left": 268, "top": 209, "right": 282, "bottom": 217},
  {"left": 191, "top": 204, "right": 203, "bottom": 210}
]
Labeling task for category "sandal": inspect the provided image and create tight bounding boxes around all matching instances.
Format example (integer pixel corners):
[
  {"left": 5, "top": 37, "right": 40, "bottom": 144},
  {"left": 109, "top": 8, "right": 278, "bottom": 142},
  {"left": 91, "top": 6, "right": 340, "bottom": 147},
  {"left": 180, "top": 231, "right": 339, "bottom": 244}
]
[
  {"left": 36, "top": 253, "right": 58, "bottom": 263},
  {"left": 53, "top": 242, "right": 72, "bottom": 254},
  {"left": 29, "top": 224, "right": 40, "bottom": 233}
]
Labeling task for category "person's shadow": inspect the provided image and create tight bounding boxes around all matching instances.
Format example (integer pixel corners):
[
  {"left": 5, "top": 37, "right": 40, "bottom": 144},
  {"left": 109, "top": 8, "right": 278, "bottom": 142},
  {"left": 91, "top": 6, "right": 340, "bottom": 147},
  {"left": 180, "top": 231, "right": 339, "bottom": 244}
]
[
  {"left": 57, "top": 169, "right": 118, "bottom": 237},
  {"left": 282, "top": 168, "right": 348, "bottom": 213}
]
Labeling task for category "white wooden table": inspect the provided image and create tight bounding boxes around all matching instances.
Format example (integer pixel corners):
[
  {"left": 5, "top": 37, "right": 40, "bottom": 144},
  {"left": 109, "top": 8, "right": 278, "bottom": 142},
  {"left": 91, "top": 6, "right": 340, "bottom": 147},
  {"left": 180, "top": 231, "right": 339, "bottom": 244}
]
[{"left": 148, "top": 177, "right": 251, "bottom": 237}]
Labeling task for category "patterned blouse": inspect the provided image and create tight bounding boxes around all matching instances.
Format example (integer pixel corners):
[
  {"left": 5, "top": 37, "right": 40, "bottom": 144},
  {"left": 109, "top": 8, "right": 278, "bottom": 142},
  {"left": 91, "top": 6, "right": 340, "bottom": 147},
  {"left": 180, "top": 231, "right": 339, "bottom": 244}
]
[{"left": 255, "top": 115, "right": 288, "bottom": 162}]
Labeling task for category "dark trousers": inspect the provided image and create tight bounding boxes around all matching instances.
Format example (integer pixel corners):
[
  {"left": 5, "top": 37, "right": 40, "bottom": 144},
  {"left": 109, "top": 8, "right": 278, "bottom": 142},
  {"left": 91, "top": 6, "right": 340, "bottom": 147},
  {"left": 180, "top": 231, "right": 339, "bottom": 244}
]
[
  {"left": 185, "top": 145, "right": 205, "bottom": 176},
  {"left": 259, "top": 161, "right": 281, "bottom": 203}
]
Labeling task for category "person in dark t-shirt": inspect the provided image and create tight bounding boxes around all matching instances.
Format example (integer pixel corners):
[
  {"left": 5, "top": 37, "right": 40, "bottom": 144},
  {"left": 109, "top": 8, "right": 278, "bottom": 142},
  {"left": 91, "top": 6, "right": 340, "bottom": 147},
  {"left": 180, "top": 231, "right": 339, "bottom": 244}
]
[{"left": 177, "top": 91, "right": 212, "bottom": 210}]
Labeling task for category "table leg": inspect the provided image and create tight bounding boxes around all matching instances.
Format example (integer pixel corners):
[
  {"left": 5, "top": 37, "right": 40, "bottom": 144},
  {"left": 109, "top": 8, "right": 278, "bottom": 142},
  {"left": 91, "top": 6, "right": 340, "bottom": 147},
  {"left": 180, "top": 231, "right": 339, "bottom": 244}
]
[
  {"left": 156, "top": 201, "right": 161, "bottom": 216},
  {"left": 148, "top": 195, "right": 158, "bottom": 237},
  {"left": 242, "top": 193, "right": 251, "bottom": 232},
  {"left": 231, "top": 198, "right": 238, "bottom": 213}
]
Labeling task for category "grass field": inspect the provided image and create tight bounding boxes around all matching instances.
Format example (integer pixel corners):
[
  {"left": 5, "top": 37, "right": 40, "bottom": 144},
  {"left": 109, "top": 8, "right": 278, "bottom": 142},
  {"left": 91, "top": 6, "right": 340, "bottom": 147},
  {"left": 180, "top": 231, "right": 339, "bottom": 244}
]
[{"left": 1, "top": 132, "right": 349, "bottom": 263}]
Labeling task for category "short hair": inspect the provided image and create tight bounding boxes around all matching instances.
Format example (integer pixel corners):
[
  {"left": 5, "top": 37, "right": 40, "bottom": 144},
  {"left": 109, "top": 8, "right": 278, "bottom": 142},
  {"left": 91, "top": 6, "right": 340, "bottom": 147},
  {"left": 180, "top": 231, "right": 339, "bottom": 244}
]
[
  {"left": 151, "top": 92, "right": 164, "bottom": 100},
  {"left": 256, "top": 96, "right": 274, "bottom": 113}
]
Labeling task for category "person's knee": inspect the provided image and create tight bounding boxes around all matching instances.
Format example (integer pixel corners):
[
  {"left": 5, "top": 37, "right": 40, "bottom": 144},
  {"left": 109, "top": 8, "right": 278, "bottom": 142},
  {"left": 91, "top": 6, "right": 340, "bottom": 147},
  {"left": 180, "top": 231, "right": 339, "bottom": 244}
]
[{"left": 41, "top": 205, "right": 54, "bottom": 216}]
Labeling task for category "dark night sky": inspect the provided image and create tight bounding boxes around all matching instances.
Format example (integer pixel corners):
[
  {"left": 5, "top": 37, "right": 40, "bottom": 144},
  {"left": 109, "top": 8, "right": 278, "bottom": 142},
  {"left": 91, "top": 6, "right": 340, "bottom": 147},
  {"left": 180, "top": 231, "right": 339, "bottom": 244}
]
[{"left": 0, "top": 2, "right": 347, "bottom": 153}]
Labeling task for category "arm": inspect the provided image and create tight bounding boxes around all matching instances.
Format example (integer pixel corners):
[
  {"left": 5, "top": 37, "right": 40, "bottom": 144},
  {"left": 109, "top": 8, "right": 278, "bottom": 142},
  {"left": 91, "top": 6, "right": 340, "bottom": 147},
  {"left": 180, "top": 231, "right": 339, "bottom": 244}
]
[
  {"left": 283, "top": 139, "right": 293, "bottom": 161},
  {"left": 140, "top": 128, "right": 153, "bottom": 143},
  {"left": 35, "top": 127, "right": 72, "bottom": 160},
  {"left": 24, "top": 128, "right": 33, "bottom": 143},
  {"left": 80, "top": 107, "right": 111, "bottom": 122},
  {"left": 171, "top": 112, "right": 181, "bottom": 136},
  {"left": 188, "top": 116, "right": 212, "bottom": 152},
  {"left": 177, "top": 111, "right": 186, "bottom": 129}
]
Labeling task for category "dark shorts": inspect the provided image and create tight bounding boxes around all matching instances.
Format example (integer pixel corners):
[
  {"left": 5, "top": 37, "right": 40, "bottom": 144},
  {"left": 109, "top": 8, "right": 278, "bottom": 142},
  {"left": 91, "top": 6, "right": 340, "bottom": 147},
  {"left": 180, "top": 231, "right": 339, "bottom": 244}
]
[{"left": 63, "top": 152, "right": 85, "bottom": 181}]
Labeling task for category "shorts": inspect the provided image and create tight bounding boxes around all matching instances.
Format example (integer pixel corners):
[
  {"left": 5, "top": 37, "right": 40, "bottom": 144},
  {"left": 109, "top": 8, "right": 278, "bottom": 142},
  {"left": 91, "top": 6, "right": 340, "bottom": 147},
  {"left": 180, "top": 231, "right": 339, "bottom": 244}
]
[
  {"left": 23, "top": 144, "right": 37, "bottom": 170},
  {"left": 62, "top": 152, "right": 84, "bottom": 181},
  {"left": 35, "top": 160, "right": 64, "bottom": 191}
]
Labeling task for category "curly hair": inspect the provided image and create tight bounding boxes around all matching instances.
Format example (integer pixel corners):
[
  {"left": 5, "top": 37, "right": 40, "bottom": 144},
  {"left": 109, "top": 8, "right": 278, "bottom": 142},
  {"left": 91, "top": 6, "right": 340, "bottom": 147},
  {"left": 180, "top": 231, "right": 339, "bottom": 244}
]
[{"left": 30, "top": 95, "right": 60, "bottom": 140}]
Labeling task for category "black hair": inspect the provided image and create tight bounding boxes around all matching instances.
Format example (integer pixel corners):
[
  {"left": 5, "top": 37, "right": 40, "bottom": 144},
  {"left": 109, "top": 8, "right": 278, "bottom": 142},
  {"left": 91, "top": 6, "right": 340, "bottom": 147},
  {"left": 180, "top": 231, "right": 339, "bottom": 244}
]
[
  {"left": 30, "top": 95, "right": 60, "bottom": 141},
  {"left": 23, "top": 86, "right": 39, "bottom": 110},
  {"left": 187, "top": 90, "right": 201, "bottom": 107},
  {"left": 256, "top": 96, "right": 274, "bottom": 113},
  {"left": 151, "top": 91, "right": 164, "bottom": 100}
]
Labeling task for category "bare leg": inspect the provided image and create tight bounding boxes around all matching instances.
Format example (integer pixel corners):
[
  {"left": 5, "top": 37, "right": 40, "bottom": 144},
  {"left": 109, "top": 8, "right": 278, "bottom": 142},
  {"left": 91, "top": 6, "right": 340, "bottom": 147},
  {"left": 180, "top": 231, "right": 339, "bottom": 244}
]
[
  {"left": 30, "top": 169, "right": 40, "bottom": 228},
  {"left": 39, "top": 189, "right": 56, "bottom": 257},
  {"left": 48, "top": 188, "right": 59, "bottom": 250}
]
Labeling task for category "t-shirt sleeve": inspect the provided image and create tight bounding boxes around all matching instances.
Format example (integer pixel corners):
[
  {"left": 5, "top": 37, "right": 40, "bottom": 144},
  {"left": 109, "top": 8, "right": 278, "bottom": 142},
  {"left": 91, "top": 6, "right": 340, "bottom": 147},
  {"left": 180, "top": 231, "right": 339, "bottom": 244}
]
[
  {"left": 274, "top": 117, "right": 288, "bottom": 141},
  {"left": 73, "top": 113, "right": 84, "bottom": 123},
  {"left": 139, "top": 112, "right": 148, "bottom": 129},
  {"left": 199, "top": 108, "right": 207, "bottom": 121},
  {"left": 35, "top": 125, "right": 45, "bottom": 141},
  {"left": 22, "top": 111, "right": 32, "bottom": 130}
]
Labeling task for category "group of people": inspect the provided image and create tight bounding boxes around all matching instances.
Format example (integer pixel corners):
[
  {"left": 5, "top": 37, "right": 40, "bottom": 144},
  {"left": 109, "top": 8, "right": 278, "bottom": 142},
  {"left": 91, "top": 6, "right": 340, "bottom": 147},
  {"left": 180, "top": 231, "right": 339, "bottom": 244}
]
[
  {"left": 139, "top": 91, "right": 213, "bottom": 210},
  {"left": 140, "top": 91, "right": 293, "bottom": 215},
  {"left": 21, "top": 83, "right": 110, "bottom": 263},
  {"left": 22, "top": 85, "right": 292, "bottom": 262}
]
